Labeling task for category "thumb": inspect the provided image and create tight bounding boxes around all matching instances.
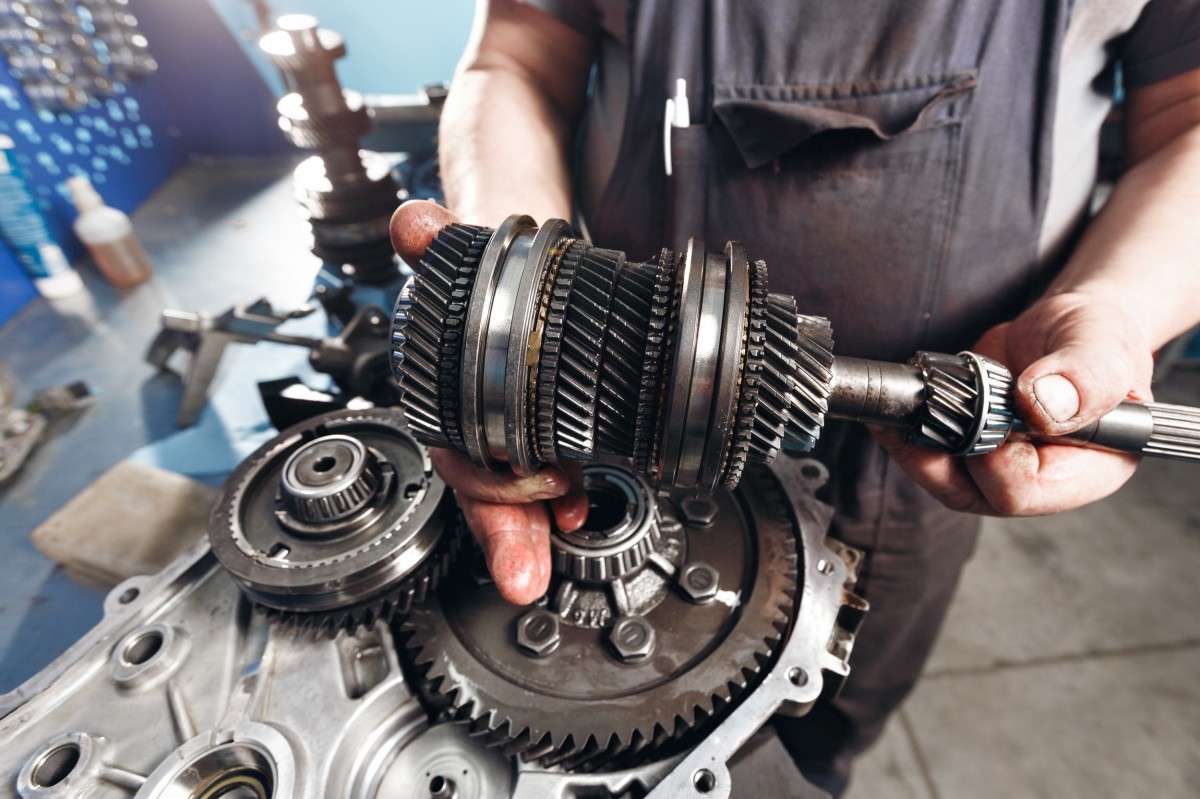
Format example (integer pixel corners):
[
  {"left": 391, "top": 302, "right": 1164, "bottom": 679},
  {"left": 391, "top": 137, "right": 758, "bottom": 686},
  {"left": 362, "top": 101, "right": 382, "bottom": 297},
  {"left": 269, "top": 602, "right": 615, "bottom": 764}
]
[
  {"left": 390, "top": 199, "right": 461, "bottom": 272},
  {"left": 1014, "top": 310, "right": 1151, "bottom": 436}
]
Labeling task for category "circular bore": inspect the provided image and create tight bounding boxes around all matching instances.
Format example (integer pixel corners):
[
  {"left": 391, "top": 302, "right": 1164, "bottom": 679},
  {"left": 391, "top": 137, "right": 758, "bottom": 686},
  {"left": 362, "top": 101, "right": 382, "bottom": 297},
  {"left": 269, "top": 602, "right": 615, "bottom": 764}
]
[
  {"left": 658, "top": 238, "right": 707, "bottom": 488},
  {"left": 697, "top": 242, "right": 750, "bottom": 493},
  {"left": 550, "top": 464, "right": 660, "bottom": 582},
  {"left": 503, "top": 219, "right": 572, "bottom": 475},
  {"left": 672, "top": 247, "right": 724, "bottom": 484},
  {"left": 462, "top": 215, "right": 537, "bottom": 470},
  {"left": 17, "top": 732, "right": 107, "bottom": 799},
  {"left": 145, "top": 742, "right": 276, "bottom": 799},
  {"left": 278, "top": 434, "right": 381, "bottom": 528},
  {"left": 209, "top": 409, "right": 448, "bottom": 616}
]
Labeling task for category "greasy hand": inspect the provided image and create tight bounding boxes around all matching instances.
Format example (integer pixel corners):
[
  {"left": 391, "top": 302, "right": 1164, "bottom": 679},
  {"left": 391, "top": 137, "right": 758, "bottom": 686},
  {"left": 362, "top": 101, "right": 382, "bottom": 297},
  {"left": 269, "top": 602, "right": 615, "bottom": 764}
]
[
  {"left": 391, "top": 200, "right": 588, "bottom": 604},
  {"left": 874, "top": 292, "right": 1153, "bottom": 516}
]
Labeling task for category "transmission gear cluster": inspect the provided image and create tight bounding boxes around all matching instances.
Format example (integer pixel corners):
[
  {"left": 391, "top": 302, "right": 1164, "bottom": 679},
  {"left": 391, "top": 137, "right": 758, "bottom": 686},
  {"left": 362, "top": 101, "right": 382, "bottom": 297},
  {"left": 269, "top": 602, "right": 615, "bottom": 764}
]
[{"left": 392, "top": 216, "right": 1200, "bottom": 492}]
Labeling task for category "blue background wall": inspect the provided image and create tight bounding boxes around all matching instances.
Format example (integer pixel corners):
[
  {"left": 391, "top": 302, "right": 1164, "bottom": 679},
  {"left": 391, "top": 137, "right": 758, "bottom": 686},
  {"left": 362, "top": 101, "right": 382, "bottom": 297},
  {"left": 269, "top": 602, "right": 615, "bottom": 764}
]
[{"left": 1, "top": 0, "right": 475, "bottom": 325}]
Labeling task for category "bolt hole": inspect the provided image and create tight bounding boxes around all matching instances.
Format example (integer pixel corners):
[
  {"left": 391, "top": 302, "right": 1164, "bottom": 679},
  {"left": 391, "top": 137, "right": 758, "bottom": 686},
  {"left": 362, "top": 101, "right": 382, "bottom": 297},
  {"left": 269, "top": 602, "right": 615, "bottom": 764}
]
[
  {"left": 122, "top": 630, "right": 163, "bottom": 666},
  {"left": 312, "top": 455, "right": 337, "bottom": 473},
  {"left": 789, "top": 667, "right": 808, "bottom": 687},
  {"left": 118, "top": 587, "right": 139, "bottom": 604},
  {"left": 693, "top": 769, "right": 716, "bottom": 793},
  {"left": 269, "top": 543, "right": 290, "bottom": 560},
  {"left": 801, "top": 463, "right": 822, "bottom": 480},
  {"left": 404, "top": 482, "right": 422, "bottom": 499},
  {"left": 428, "top": 774, "right": 455, "bottom": 798},
  {"left": 31, "top": 742, "right": 80, "bottom": 788}
]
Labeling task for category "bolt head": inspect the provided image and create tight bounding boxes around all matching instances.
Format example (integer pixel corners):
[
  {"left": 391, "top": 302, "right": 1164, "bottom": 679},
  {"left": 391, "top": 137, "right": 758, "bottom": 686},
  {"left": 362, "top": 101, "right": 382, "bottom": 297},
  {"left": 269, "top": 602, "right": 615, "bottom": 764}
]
[
  {"left": 679, "top": 561, "right": 720, "bottom": 604},
  {"left": 516, "top": 609, "right": 560, "bottom": 657},
  {"left": 608, "top": 615, "right": 655, "bottom": 662},
  {"left": 679, "top": 496, "right": 719, "bottom": 527}
]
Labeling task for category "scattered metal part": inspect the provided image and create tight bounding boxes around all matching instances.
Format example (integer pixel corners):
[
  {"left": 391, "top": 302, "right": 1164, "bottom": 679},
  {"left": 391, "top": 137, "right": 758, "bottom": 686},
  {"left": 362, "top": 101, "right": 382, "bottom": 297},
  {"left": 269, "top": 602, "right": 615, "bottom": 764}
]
[
  {"left": 260, "top": 14, "right": 401, "bottom": 287},
  {"left": 146, "top": 298, "right": 396, "bottom": 427},
  {"left": 1, "top": 0, "right": 155, "bottom": 111},
  {"left": 391, "top": 216, "right": 1200, "bottom": 495},
  {"left": 0, "top": 365, "right": 92, "bottom": 485},
  {"left": 209, "top": 408, "right": 460, "bottom": 635}
]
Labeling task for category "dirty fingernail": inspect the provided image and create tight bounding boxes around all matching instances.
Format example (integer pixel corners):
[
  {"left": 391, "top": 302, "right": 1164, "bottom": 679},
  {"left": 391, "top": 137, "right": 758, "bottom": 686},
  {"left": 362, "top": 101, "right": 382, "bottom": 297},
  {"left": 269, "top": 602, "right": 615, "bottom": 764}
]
[{"left": 1033, "top": 374, "right": 1079, "bottom": 423}]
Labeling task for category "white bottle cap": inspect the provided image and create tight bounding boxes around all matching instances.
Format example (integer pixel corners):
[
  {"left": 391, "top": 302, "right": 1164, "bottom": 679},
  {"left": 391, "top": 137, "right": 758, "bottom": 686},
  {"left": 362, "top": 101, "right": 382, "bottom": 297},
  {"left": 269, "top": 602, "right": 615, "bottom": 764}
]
[{"left": 66, "top": 175, "right": 105, "bottom": 213}]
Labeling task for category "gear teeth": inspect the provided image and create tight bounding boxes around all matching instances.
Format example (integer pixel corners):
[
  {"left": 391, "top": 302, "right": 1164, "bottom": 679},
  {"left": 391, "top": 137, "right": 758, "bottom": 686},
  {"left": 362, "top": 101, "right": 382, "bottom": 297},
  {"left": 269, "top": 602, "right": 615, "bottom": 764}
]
[
  {"left": 268, "top": 514, "right": 464, "bottom": 638},
  {"left": 722, "top": 260, "right": 769, "bottom": 489},
  {"left": 392, "top": 224, "right": 492, "bottom": 448},
  {"left": 553, "top": 246, "right": 623, "bottom": 460},
  {"left": 750, "top": 294, "right": 799, "bottom": 462},
  {"left": 400, "top": 466, "right": 797, "bottom": 772},
  {"left": 597, "top": 253, "right": 655, "bottom": 455},
  {"left": 633, "top": 250, "right": 676, "bottom": 480},
  {"left": 536, "top": 241, "right": 588, "bottom": 463},
  {"left": 910, "top": 351, "right": 1013, "bottom": 455},
  {"left": 785, "top": 313, "right": 834, "bottom": 452}
]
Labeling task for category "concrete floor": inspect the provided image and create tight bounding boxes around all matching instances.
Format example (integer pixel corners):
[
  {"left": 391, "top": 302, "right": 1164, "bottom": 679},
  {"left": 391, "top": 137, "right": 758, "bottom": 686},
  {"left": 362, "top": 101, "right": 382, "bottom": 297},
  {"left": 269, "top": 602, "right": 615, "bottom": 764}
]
[{"left": 845, "top": 368, "right": 1200, "bottom": 798}]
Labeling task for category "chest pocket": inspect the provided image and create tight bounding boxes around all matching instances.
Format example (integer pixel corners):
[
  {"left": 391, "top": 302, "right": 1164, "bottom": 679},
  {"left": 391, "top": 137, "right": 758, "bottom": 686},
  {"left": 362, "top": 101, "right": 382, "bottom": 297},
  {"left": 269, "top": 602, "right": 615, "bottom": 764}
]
[{"left": 669, "top": 70, "right": 977, "bottom": 360}]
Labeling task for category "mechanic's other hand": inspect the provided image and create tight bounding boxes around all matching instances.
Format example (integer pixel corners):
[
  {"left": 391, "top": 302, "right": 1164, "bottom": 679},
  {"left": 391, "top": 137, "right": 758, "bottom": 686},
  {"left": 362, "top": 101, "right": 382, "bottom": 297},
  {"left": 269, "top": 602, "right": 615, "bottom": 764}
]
[
  {"left": 390, "top": 200, "right": 588, "bottom": 604},
  {"left": 874, "top": 292, "right": 1153, "bottom": 516}
]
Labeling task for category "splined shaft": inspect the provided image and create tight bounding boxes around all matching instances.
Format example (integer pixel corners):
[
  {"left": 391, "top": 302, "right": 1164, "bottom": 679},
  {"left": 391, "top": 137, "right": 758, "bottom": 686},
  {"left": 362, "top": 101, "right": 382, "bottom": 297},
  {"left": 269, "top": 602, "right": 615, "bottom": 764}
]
[{"left": 391, "top": 217, "right": 1200, "bottom": 494}]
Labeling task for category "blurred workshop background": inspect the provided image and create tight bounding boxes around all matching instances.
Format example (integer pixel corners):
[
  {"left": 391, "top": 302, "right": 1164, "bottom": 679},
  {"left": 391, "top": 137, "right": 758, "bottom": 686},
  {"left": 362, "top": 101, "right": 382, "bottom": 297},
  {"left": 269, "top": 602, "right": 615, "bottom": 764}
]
[{"left": 0, "top": 2, "right": 1197, "bottom": 799}]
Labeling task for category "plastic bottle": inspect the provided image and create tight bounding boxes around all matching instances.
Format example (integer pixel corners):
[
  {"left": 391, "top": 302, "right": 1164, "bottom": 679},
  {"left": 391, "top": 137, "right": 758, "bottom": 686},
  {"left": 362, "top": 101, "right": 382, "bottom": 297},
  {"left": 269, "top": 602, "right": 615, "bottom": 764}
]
[
  {"left": 67, "top": 175, "right": 153, "bottom": 287},
  {"left": 0, "top": 136, "right": 84, "bottom": 299}
]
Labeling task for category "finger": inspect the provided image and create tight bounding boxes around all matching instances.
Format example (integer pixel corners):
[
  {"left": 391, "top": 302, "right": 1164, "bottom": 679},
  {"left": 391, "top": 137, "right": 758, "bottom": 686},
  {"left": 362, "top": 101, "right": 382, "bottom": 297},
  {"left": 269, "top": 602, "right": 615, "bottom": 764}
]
[
  {"left": 458, "top": 493, "right": 552, "bottom": 605},
  {"left": 871, "top": 426, "right": 993, "bottom": 515},
  {"left": 549, "top": 460, "right": 588, "bottom": 532},
  {"left": 390, "top": 199, "right": 460, "bottom": 272},
  {"left": 964, "top": 441, "right": 1139, "bottom": 516},
  {"left": 431, "top": 448, "right": 571, "bottom": 503}
]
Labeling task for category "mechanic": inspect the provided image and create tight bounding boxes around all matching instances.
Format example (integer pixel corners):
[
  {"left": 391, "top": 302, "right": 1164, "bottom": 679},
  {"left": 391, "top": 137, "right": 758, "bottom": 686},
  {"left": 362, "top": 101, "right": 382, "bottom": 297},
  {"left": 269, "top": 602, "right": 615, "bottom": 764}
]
[{"left": 390, "top": 0, "right": 1200, "bottom": 793}]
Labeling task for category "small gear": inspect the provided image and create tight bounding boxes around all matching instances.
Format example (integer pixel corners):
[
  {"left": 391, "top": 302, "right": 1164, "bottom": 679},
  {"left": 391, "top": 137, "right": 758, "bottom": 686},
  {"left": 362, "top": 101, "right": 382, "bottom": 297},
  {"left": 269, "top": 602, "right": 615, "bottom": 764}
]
[
  {"left": 784, "top": 313, "right": 835, "bottom": 453},
  {"left": 632, "top": 250, "right": 677, "bottom": 480},
  {"left": 400, "top": 463, "right": 798, "bottom": 771},
  {"left": 392, "top": 224, "right": 492, "bottom": 448},
  {"left": 722, "top": 260, "right": 769, "bottom": 488},
  {"left": 210, "top": 409, "right": 455, "bottom": 638}
]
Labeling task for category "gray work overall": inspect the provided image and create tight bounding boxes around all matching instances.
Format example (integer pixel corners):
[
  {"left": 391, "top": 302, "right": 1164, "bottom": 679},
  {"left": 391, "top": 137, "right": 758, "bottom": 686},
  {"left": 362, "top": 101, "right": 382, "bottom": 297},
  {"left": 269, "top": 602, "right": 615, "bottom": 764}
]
[{"left": 578, "top": 1, "right": 1070, "bottom": 792}]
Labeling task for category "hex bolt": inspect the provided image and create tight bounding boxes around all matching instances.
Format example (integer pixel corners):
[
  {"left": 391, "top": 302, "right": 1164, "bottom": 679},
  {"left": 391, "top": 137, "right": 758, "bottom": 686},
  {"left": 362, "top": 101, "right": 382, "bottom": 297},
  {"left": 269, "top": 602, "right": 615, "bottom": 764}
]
[
  {"left": 608, "top": 615, "right": 655, "bottom": 663},
  {"left": 679, "top": 561, "right": 720, "bottom": 604},
  {"left": 516, "top": 609, "right": 560, "bottom": 657},
  {"left": 679, "top": 496, "right": 719, "bottom": 528}
]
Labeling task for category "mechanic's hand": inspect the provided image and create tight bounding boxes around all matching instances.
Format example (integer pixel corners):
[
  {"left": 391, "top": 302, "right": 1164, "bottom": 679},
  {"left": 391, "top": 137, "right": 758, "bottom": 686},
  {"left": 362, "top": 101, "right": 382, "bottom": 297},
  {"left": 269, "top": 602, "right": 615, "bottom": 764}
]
[
  {"left": 874, "top": 292, "right": 1153, "bottom": 516},
  {"left": 390, "top": 200, "right": 588, "bottom": 604}
]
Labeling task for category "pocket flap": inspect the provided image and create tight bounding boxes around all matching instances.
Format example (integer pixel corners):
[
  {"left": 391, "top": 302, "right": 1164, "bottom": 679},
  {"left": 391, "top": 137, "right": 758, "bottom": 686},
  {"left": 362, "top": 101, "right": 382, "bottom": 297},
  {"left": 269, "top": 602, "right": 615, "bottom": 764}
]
[{"left": 712, "top": 71, "right": 978, "bottom": 169}]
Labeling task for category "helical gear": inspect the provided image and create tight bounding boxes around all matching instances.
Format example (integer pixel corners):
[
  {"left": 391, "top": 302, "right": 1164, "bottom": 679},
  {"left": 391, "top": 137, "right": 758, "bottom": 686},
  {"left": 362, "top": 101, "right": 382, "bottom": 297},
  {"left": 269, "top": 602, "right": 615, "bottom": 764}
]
[
  {"left": 910, "top": 351, "right": 1014, "bottom": 456},
  {"left": 389, "top": 216, "right": 837, "bottom": 494}
]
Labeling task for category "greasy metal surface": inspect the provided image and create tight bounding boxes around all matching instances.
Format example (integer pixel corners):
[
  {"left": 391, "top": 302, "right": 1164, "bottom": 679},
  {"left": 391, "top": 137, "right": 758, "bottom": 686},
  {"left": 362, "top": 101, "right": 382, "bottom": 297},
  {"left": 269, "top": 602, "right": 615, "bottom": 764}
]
[{"left": 402, "top": 462, "right": 800, "bottom": 770}]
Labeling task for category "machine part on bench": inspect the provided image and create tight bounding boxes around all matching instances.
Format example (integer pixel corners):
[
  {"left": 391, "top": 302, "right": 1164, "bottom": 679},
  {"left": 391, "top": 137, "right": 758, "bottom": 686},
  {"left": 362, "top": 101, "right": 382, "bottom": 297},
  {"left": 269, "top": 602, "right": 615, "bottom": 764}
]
[
  {"left": 260, "top": 15, "right": 401, "bottom": 288},
  {"left": 0, "top": 415, "right": 862, "bottom": 798},
  {"left": 147, "top": 299, "right": 397, "bottom": 428},
  {"left": 401, "top": 462, "right": 806, "bottom": 773},
  {"left": 209, "top": 408, "right": 460, "bottom": 635},
  {"left": 390, "top": 216, "right": 1200, "bottom": 492}
]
